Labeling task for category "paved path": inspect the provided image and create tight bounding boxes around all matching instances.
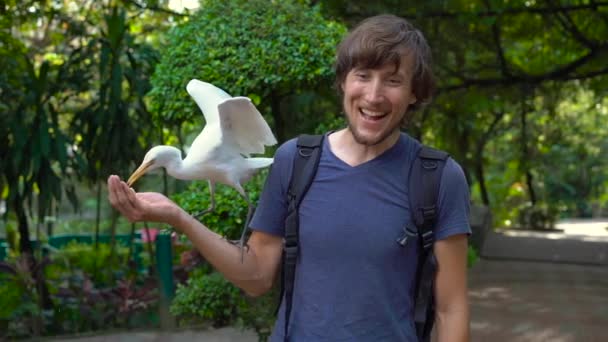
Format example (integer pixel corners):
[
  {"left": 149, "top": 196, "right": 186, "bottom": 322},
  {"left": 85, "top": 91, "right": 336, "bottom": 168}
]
[
  {"left": 46, "top": 219, "right": 608, "bottom": 342},
  {"left": 469, "top": 260, "right": 608, "bottom": 341},
  {"left": 468, "top": 218, "right": 608, "bottom": 341},
  {"left": 481, "top": 218, "right": 608, "bottom": 265},
  {"left": 42, "top": 327, "right": 257, "bottom": 342}
]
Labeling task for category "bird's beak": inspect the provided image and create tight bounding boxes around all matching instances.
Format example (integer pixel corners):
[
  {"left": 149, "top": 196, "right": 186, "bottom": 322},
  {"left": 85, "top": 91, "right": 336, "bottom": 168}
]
[{"left": 127, "top": 160, "right": 154, "bottom": 186}]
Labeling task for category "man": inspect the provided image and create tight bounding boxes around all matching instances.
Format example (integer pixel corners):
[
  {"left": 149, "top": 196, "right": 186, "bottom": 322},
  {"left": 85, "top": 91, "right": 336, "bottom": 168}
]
[{"left": 108, "top": 14, "right": 470, "bottom": 341}]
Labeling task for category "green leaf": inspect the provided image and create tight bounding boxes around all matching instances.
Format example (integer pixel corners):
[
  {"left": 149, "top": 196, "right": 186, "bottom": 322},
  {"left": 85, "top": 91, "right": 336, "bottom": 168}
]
[{"left": 38, "top": 118, "right": 51, "bottom": 158}]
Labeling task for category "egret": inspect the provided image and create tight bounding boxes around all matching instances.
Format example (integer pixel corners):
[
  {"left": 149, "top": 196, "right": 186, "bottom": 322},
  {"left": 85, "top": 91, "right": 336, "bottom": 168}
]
[{"left": 126, "top": 79, "right": 277, "bottom": 259}]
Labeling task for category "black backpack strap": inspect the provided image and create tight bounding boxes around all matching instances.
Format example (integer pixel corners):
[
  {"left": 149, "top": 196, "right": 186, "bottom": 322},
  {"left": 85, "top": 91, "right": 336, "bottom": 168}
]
[
  {"left": 281, "top": 134, "right": 324, "bottom": 341},
  {"left": 407, "top": 145, "right": 449, "bottom": 342}
]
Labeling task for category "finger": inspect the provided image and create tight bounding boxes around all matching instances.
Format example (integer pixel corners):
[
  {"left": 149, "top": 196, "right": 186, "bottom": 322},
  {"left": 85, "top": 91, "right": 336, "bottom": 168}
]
[
  {"left": 107, "top": 175, "right": 120, "bottom": 207},
  {"left": 123, "top": 181, "right": 148, "bottom": 222},
  {"left": 114, "top": 179, "right": 136, "bottom": 216},
  {"left": 123, "top": 181, "right": 142, "bottom": 212}
]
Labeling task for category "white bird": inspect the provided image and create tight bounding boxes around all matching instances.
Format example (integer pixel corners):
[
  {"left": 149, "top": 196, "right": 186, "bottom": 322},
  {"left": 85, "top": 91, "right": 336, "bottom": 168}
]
[{"left": 126, "top": 79, "right": 277, "bottom": 258}]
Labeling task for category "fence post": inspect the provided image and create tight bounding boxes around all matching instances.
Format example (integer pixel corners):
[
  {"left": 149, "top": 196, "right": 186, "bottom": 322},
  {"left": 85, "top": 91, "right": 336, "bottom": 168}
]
[
  {"left": 0, "top": 241, "right": 7, "bottom": 261},
  {"left": 156, "top": 230, "right": 175, "bottom": 329}
]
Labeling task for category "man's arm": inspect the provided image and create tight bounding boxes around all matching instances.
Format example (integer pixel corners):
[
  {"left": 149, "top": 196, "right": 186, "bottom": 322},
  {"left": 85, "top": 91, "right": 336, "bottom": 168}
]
[
  {"left": 107, "top": 175, "right": 283, "bottom": 297},
  {"left": 433, "top": 234, "right": 469, "bottom": 342},
  {"left": 175, "top": 211, "right": 283, "bottom": 297}
]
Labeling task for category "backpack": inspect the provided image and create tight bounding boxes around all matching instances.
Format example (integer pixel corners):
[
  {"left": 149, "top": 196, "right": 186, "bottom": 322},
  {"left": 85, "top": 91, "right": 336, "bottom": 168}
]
[{"left": 280, "top": 134, "right": 449, "bottom": 342}]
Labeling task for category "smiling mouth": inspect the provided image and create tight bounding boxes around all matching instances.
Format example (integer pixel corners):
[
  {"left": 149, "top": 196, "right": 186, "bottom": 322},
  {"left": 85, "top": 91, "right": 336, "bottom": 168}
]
[{"left": 359, "top": 108, "right": 388, "bottom": 121}]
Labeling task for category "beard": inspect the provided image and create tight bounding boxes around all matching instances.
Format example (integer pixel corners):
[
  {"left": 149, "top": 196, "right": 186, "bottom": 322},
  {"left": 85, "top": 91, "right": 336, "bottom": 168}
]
[{"left": 345, "top": 112, "right": 405, "bottom": 147}]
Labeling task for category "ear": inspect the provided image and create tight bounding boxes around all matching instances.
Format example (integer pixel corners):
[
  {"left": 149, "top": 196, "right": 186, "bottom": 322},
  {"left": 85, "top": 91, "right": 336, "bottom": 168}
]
[{"left": 409, "top": 93, "right": 417, "bottom": 105}]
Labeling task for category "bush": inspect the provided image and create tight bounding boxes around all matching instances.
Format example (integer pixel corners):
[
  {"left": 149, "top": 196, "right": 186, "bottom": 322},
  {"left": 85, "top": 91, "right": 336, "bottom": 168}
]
[
  {"left": 170, "top": 268, "right": 244, "bottom": 327},
  {"left": 170, "top": 172, "right": 266, "bottom": 240},
  {"left": 149, "top": 0, "right": 345, "bottom": 128},
  {"left": 0, "top": 256, "right": 46, "bottom": 338},
  {"left": 170, "top": 265, "right": 279, "bottom": 341},
  {"left": 48, "top": 241, "right": 132, "bottom": 287},
  {"left": 235, "top": 285, "right": 279, "bottom": 342},
  {"left": 467, "top": 245, "right": 479, "bottom": 268},
  {"left": 517, "top": 202, "right": 558, "bottom": 230}
]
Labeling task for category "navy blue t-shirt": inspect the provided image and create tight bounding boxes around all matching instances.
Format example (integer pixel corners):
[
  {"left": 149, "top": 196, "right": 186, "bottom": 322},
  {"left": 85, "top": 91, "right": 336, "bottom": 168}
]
[{"left": 249, "top": 132, "right": 471, "bottom": 341}]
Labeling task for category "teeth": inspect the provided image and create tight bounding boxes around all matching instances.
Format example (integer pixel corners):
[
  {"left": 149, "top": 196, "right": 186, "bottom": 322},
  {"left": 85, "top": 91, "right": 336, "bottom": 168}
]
[{"left": 360, "top": 108, "right": 386, "bottom": 117}]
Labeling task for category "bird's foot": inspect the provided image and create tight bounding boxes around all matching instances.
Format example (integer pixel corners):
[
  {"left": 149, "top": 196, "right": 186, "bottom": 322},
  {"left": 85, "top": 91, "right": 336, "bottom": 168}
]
[
  {"left": 222, "top": 237, "right": 249, "bottom": 263},
  {"left": 191, "top": 208, "right": 214, "bottom": 221}
]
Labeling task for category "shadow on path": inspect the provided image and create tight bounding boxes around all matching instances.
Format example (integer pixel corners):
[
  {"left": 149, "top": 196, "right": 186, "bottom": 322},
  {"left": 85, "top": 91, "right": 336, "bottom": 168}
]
[
  {"left": 469, "top": 260, "right": 608, "bottom": 342},
  {"left": 470, "top": 219, "right": 608, "bottom": 341}
]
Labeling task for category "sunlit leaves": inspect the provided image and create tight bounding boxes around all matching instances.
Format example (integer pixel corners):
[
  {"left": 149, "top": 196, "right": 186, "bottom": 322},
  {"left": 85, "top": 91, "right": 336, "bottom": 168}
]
[{"left": 149, "top": 0, "right": 346, "bottom": 128}]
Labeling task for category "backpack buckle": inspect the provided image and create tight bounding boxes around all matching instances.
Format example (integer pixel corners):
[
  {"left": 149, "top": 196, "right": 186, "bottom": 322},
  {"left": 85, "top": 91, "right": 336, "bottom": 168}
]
[
  {"left": 287, "top": 191, "right": 297, "bottom": 210},
  {"left": 396, "top": 225, "right": 418, "bottom": 247},
  {"left": 298, "top": 147, "right": 314, "bottom": 157},
  {"left": 283, "top": 245, "right": 298, "bottom": 265},
  {"left": 421, "top": 206, "right": 436, "bottom": 221},
  {"left": 421, "top": 230, "right": 434, "bottom": 250}
]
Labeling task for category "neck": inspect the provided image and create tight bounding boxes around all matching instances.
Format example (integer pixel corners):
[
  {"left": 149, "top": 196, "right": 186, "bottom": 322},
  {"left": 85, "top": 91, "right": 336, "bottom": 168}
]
[
  {"left": 163, "top": 147, "right": 187, "bottom": 179},
  {"left": 328, "top": 128, "right": 401, "bottom": 167}
]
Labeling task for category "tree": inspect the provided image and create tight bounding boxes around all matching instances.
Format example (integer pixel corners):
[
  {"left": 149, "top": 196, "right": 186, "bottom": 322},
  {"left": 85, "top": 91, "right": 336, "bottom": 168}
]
[
  {"left": 149, "top": 0, "right": 346, "bottom": 143},
  {"left": 0, "top": 1, "right": 86, "bottom": 256},
  {"left": 70, "top": 5, "right": 161, "bottom": 244},
  {"left": 0, "top": 1, "right": 175, "bottom": 329}
]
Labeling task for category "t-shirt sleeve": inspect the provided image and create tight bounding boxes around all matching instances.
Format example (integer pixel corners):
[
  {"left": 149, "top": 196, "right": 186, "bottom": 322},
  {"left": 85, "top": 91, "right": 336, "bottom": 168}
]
[
  {"left": 248, "top": 138, "right": 298, "bottom": 237},
  {"left": 435, "top": 157, "right": 472, "bottom": 241}
]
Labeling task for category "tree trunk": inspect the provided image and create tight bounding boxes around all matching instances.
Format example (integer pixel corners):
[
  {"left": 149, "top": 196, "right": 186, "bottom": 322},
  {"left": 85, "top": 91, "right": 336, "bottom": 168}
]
[
  {"left": 270, "top": 93, "right": 285, "bottom": 143},
  {"left": 475, "top": 157, "right": 490, "bottom": 205},
  {"left": 520, "top": 95, "right": 536, "bottom": 205},
  {"left": 162, "top": 124, "right": 169, "bottom": 196},
  {"left": 526, "top": 170, "right": 537, "bottom": 204},
  {"left": 46, "top": 199, "right": 54, "bottom": 237},
  {"left": 95, "top": 181, "right": 101, "bottom": 249},
  {"left": 108, "top": 209, "right": 119, "bottom": 283},
  {"left": 475, "top": 110, "right": 505, "bottom": 207},
  {"left": 12, "top": 194, "right": 53, "bottom": 315},
  {"left": 13, "top": 194, "right": 32, "bottom": 255}
]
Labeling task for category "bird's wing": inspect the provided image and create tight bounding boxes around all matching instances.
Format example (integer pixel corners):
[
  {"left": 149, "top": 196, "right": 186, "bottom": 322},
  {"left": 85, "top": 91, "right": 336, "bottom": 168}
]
[
  {"left": 186, "top": 79, "right": 232, "bottom": 127},
  {"left": 217, "top": 97, "right": 277, "bottom": 157}
]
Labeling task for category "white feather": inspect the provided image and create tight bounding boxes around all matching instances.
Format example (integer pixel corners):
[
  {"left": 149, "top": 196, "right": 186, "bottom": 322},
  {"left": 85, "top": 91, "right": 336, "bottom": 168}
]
[{"left": 127, "top": 79, "right": 277, "bottom": 238}]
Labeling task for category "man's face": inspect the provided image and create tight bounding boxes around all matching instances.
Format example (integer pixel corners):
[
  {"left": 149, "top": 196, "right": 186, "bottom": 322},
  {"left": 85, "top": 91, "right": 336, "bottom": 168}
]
[{"left": 341, "top": 55, "right": 417, "bottom": 147}]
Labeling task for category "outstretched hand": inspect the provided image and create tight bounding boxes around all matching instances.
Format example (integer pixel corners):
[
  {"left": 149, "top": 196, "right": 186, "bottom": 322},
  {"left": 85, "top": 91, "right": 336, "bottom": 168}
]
[{"left": 107, "top": 175, "right": 183, "bottom": 226}]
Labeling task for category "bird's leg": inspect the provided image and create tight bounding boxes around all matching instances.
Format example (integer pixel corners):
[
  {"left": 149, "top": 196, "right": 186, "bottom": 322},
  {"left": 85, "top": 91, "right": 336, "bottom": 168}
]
[
  {"left": 192, "top": 180, "right": 216, "bottom": 220},
  {"left": 233, "top": 184, "right": 255, "bottom": 263}
]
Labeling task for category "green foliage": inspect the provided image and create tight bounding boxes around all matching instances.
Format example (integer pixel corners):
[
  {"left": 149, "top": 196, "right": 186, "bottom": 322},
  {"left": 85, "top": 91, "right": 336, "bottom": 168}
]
[
  {"left": 52, "top": 217, "right": 134, "bottom": 236},
  {"left": 0, "top": 257, "right": 45, "bottom": 338},
  {"left": 0, "top": 273, "right": 27, "bottom": 320},
  {"left": 171, "top": 268, "right": 244, "bottom": 327},
  {"left": 0, "top": 1, "right": 162, "bottom": 257},
  {"left": 170, "top": 171, "right": 266, "bottom": 240},
  {"left": 47, "top": 242, "right": 131, "bottom": 287},
  {"left": 235, "top": 285, "right": 279, "bottom": 342},
  {"left": 516, "top": 202, "right": 558, "bottom": 231},
  {"left": 71, "top": 6, "right": 160, "bottom": 183},
  {"left": 149, "top": 0, "right": 346, "bottom": 140},
  {"left": 170, "top": 266, "right": 278, "bottom": 340},
  {"left": 467, "top": 245, "right": 479, "bottom": 268},
  {"left": 313, "top": 114, "right": 346, "bottom": 135},
  {"left": 0, "top": 240, "right": 157, "bottom": 338}
]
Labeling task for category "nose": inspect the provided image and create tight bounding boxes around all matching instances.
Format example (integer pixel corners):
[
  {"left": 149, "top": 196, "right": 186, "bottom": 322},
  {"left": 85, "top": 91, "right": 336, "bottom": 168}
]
[{"left": 364, "top": 78, "right": 384, "bottom": 104}]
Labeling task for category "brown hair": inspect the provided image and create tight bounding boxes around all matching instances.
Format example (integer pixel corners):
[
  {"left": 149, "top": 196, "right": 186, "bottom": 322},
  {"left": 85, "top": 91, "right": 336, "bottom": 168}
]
[{"left": 334, "top": 14, "right": 435, "bottom": 112}]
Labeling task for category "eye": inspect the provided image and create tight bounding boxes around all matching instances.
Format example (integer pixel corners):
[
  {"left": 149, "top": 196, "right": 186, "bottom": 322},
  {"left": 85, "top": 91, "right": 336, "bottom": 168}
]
[
  {"left": 353, "top": 70, "right": 370, "bottom": 80},
  {"left": 387, "top": 78, "right": 403, "bottom": 86}
]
